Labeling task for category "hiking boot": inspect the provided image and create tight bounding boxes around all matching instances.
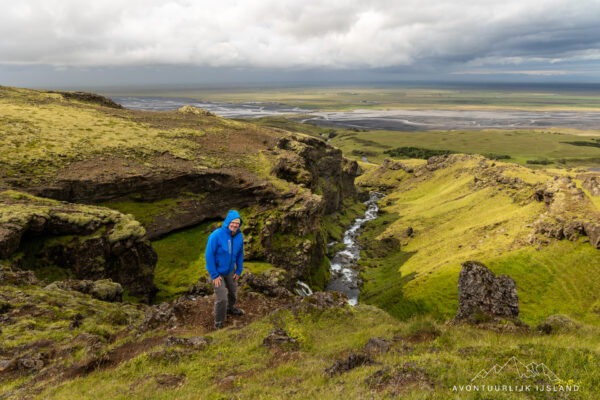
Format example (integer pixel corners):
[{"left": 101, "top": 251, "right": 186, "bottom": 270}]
[
  {"left": 227, "top": 307, "right": 244, "bottom": 316},
  {"left": 214, "top": 321, "right": 224, "bottom": 330}
]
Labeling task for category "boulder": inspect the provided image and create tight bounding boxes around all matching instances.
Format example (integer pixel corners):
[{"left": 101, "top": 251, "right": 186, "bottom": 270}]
[
  {"left": 581, "top": 175, "right": 600, "bottom": 197},
  {"left": 455, "top": 261, "right": 519, "bottom": 322},
  {"left": 363, "top": 337, "right": 391, "bottom": 354},
  {"left": 584, "top": 222, "right": 600, "bottom": 248},
  {"left": 90, "top": 280, "right": 124, "bottom": 302},
  {"left": 537, "top": 314, "right": 581, "bottom": 334},
  {"left": 262, "top": 328, "right": 298, "bottom": 349},
  {"left": 164, "top": 336, "right": 209, "bottom": 349},
  {"left": 0, "top": 264, "right": 39, "bottom": 286},
  {"left": 187, "top": 275, "right": 214, "bottom": 297},
  {"left": 241, "top": 271, "right": 293, "bottom": 297},
  {"left": 47, "top": 279, "right": 124, "bottom": 302},
  {"left": 139, "top": 302, "right": 178, "bottom": 332},
  {"left": 324, "top": 353, "right": 373, "bottom": 377},
  {"left": 292, "top": 291, "right": 348, "bottom": 312},
  {"left": 0, "top": 191, "right": 156, "bottom": 302}
]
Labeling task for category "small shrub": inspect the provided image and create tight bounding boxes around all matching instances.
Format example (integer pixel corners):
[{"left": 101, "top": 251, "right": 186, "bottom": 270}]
[
  {"left": 105, "top": 309, "right": 129, "bottom": 325},
  {"left": 537, "top": 314, "right": 581, "bottom": 334},
  {"left": 402, "top": 315, "right": 441, "bottom": 339},
  {"left": 526, "top": 159, "right": 551, "bottom": 165},
  {"left": 383, "top": 147, "right": 455, "bottom": 159}
]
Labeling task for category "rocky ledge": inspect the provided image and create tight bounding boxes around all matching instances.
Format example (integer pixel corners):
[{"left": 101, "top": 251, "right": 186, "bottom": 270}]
[{"left": 0, "top": 191, "right": 156, "bottom": 302}]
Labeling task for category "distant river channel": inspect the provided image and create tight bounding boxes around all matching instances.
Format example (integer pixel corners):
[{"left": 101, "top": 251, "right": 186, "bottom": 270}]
[{"left": 111, "top": 96, "right": 600, "bottom": 131}]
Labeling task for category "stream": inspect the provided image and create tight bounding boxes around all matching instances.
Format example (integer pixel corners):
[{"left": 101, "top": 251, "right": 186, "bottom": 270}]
[{"left": 324, "top": 191, "right": 384, "bottom": 305}]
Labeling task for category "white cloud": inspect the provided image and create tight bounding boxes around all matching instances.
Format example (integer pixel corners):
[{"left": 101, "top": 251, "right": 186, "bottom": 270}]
[
  {"left": 0, "top": 0, "right": 599, "bottom": 71},
  {"left": 452, "top": 69, "right": 572, "bottom": 76}
]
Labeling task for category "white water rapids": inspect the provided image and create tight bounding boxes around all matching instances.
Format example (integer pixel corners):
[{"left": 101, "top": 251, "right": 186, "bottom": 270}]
[{"left": 325, "top": 191, "right": 384, "bottom": 305}]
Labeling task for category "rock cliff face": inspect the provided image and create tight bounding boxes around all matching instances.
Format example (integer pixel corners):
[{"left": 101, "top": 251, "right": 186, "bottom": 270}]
[
  {"left": 580, "top": 174, "right": 600, "bottom": 197},
  {"left": 33, "top": 169, "right": 281, "bottom": 240},
  {"left": 455, "top": 261, "right": 519, "bottom": 321},
  {"left": 0, "top": 191, "right": 156, "bottom": 302},
  {"left": 531, "top": 176, "right": 600, "bottom": 248},
  {"left": 26, "top": 135, "right": 356, "bottom": 288}
]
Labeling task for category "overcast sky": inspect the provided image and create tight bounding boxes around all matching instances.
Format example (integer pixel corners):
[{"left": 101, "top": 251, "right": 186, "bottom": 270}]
[{"left": 2, "top": 0, "right": 600, "bottom": 88}]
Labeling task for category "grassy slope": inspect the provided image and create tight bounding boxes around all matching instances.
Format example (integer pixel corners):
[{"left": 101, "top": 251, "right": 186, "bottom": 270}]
[
  {"left": 357, "top": 156, "right": 600, "bottom": 325},
  {"left": 35, "top": 305, "right": 600, "bottom": 399},
  {"left": 0, "top": 86, "right": 288, "bottom": 184}
]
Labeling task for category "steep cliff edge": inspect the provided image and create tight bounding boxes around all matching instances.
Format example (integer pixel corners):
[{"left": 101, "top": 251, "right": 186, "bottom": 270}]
[{"left": 0, "top": 191, "right": 156, "bottom": 301}]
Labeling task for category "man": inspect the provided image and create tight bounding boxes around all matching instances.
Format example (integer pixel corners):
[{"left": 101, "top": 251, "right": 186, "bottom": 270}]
[{"left": 205, "top": 210, "right": 244, "bottom": 330}]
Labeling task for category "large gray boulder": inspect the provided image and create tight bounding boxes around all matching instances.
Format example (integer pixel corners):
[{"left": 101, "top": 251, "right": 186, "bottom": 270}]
[{"left": 455, "top": 261, "right": 519, "bottom": 321}]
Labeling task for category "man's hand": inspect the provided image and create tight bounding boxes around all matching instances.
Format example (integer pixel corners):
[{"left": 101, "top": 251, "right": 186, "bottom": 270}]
[
  {"left": 234, "top": 273, "right": 240, "bottom": 281},
  {"left": 213, "top": 276, "right": 222, "bottom": 287}
]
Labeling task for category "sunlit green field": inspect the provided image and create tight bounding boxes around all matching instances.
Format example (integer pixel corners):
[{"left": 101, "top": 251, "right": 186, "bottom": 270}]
[
  {"left": 330, "top": 128, "right": 600, "bottom": 167},
  {"left": 241, "top": 116, "right": 600, "bottom": 168}
]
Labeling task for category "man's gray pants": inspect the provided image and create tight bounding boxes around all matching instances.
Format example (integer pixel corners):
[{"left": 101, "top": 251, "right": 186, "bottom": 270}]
[{"left": 213, "top": 271, "right": 237, "bottom": 324}]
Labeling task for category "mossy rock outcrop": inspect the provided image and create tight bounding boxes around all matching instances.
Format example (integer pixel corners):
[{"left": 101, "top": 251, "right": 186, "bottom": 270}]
[{"left": 0, "top": 191, "right": 156, "bottom": 302}]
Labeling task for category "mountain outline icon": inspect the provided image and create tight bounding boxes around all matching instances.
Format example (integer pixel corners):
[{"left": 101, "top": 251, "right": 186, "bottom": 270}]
[{"left": 471, "top": 356, "right": 561, "bottom": 383}]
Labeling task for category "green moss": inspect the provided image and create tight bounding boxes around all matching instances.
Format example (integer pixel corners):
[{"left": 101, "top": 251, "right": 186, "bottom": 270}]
[
  {"left": 270, "top": 232, "right": 312, "bottom": 251},
  {"left": 151, "top": 220, "right": 216, "bottom": 303},
  {"left": 0, "top": 86, "right": 287, "bottom": 183},
  {"left": 107, "top": 218, "right": 146, "bottom": 243},
  {"left": 307, "top": 256, "right": 331, "bottom": 292},
  {"left": 244, "top": 261, "right": 276, "bottom": 275},
  {"left": 99, "top": 193, "right": 208, "bottom": 228},
  {"left": 322, "top": 197, "right": 367, "bottom": 243}
]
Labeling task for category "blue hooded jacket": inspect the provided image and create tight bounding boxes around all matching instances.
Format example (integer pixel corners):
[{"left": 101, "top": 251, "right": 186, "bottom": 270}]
[{"left": 205, "top": 210, "right": 244, "bottom": 280}]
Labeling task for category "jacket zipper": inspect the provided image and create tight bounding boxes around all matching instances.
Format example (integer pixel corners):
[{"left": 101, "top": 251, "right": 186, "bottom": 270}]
[{"left": 229, "top": 238, "right": 232, "bottom": 269}]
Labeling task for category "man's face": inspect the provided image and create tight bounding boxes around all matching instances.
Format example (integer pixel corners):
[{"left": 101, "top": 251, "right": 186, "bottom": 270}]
[{"left": 228, "top": 220, "right": 240, "bottom": 233}]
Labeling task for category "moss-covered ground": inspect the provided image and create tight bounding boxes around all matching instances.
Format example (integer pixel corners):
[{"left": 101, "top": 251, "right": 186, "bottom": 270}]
[
  {"left": 28, "top": 304, "right": 600, "bottom": 400},
  {"left": 0, "top": 86, "right": 290, "bottom": 187}
]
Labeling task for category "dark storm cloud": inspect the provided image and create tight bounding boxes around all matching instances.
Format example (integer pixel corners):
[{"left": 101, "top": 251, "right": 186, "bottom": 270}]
[{"left": 1, "top": 0, "right": 599, "bottom": 76}]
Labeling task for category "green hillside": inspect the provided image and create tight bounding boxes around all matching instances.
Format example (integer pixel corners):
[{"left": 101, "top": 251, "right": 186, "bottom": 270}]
[{"left": 357, "top": 155, "right": 600, "bottom": 325}]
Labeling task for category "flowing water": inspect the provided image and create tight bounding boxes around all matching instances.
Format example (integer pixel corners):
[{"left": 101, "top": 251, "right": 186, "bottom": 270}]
[
  {"left": 325, "top": 191, "right": 384, "bottom": 305},
  {"left": 295, "top": 281, "right": 313, "bottom": 297},
  {"left": 111, "top": 96, "right": 600, "bottom": 131}
]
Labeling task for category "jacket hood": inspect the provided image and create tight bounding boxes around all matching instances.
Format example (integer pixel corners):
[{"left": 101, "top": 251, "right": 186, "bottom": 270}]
[{"left": 222, "top": 210, "right": 243, "bottom": 229}]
